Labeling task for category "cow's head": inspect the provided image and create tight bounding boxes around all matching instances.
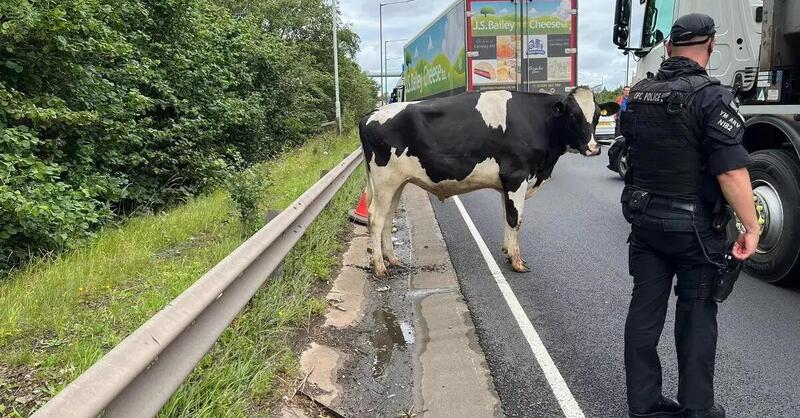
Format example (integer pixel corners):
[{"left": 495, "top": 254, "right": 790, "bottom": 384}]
[{"left": 552, "top": 87, "right": 621, "bottom": 156}]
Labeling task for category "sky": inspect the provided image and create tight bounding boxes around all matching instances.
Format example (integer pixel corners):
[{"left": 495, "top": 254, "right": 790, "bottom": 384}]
[{"left": 339, "top": 0, "right": 635, "bottom": 92}]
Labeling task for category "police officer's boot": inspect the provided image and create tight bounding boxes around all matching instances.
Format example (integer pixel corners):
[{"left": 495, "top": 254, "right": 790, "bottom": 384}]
[
  {"left": 686, "top": 403, "right": 725, "bottom": 418},
  {"left": 628, "top": 396, "right": 685, "bottom": 417}
]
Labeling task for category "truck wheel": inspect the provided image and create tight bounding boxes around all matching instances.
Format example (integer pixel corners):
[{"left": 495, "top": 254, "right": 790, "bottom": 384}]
[
  {"left": 744, "top": 149, "right": 800, "bottom": 284},
  {"left": 607, "top": 136, "right": 627, "bottom": 178},
  {"left": 617, "top": 149, "right": 629, "bottom": 180}
]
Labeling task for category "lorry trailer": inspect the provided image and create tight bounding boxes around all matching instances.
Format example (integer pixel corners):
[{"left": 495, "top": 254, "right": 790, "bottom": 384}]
[{"left": 401, "top": 0, "right": 579, "bottom": 101}]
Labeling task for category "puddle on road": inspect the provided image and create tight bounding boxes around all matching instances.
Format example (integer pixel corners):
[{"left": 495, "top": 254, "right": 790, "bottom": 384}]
[{"left": 371, "top": 307, "right": 413, "bottom": 378}]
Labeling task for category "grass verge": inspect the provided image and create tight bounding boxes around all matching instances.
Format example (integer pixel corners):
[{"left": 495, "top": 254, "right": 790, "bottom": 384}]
[{"left": 0, "top": 132, "right": 363, "bottom": 417}]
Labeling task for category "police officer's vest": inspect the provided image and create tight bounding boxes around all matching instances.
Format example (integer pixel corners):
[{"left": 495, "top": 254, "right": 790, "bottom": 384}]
[{"left": 621, "top": 74, "right": 720, "bottom": 205}]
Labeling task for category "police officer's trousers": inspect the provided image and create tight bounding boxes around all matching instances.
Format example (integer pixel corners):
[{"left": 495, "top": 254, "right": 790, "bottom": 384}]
[{"left": 625, "top": 214, "right": 724, "bottom": 411}]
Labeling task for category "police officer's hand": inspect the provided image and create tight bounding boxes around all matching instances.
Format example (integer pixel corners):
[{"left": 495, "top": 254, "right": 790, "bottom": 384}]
[
  {"left": 732, "top": 230, "right": 759, "bottom": 261},
  {"left": 717, "top": 168, "right": 759, "bottom": 261}
]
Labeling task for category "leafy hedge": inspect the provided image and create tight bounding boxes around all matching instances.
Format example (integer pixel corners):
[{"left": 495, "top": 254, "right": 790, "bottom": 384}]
[{"left": 0, "top": 0, "right": 377, "bottom": 269}]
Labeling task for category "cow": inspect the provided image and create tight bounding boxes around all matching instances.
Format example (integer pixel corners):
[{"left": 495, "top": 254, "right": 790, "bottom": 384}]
[{"left": 358, "top": 87, "right": 620, "bottom": 278}]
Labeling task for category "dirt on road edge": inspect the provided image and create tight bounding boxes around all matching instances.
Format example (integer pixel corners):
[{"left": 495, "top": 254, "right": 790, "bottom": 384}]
[{"left": 279, "top": 185, "right": 501, "bottom": 418}]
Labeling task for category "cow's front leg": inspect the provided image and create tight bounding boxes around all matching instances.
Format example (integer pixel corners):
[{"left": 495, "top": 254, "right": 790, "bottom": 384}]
[
  {"left": 503, "top": 180, "right": 529, "bottom": 273},
  {"left": 500, "top": 192, "right": 513, "bottom": 255}
]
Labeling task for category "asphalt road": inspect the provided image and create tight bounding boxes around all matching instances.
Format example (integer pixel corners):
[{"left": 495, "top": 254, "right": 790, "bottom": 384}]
[{"left": 429, "top": 152, "right": 800, "bottom": 418}]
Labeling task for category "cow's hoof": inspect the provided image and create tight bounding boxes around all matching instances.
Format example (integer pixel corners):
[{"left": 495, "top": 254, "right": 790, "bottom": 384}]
[
  {"left": 373, "top": 264, "right": 389, "bottom": 278},
  {"left": 511, "top": 260, "right": 530, "bottom": 273},
  {"left": 387, "top": 256, "right": 401, "bottom": 266}
]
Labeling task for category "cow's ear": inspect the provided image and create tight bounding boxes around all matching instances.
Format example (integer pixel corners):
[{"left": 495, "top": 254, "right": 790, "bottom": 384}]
[
  {"left": 551, "top": 101, "right": 566, "bottom": 117},
  {"left": 598, "top": 101, "right": 621, "bottom": 116}
]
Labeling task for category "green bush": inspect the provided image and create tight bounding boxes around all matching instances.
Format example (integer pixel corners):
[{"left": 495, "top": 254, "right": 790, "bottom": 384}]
[
  {"left": 227, "top": 168, "right": 270, "bottom": 232},
  {"left": 0, "top": 125, "right": 111, "bottom": 266},
  {"left": 0, "top": 0, "right": 378, "bottom": 271}
]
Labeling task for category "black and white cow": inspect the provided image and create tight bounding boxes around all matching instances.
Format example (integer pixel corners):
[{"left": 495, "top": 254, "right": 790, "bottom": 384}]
[{"left": 359, "top": 87, "right": 620, "bottom": 277}]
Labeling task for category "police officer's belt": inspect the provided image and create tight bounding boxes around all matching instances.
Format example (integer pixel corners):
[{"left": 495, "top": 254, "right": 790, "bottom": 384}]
[
  {"left": 624, "top": 190, "right": 715, "bottom": 231},
  {"left": 644, "top": 195, "right": 711, "bottom": 219}
]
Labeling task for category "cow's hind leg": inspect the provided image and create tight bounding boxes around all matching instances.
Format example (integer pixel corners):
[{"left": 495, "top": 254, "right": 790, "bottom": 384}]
[
  {"left": 381, "top": 183, "right": 405, "bottom": 267},
  {"left": 365, "top": 168, "right": 374, "bottom": 208},
  {"left": 368, "top": 181, "right": 399, "bottom": 278},
  {"left": 503, "top": 180, "right": 529, "bottom": 273}
]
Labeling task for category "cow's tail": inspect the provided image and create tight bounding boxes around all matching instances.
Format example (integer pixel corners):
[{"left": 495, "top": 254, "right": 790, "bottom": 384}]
[
  {"left": 365, "top": 168, "right": 374, "bottom": 209},
  {"left": 358, "top": 112, "right": 378, "bottom": 209}
]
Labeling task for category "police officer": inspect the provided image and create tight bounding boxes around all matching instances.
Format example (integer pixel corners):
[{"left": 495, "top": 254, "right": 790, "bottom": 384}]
[{"left": 620, "top": 13, "right": 760, "bottom": 418}]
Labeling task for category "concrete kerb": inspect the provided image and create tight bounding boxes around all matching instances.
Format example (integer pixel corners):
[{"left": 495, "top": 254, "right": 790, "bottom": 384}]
[
  {"left": 324, "top": 230, "right": 369, "bottom": 329},
  {"left": 405, "top": 185, "right": 502, "bottom": 417},
  {"left": 290, "top": 184, "right": 501, "bottom": 417}
]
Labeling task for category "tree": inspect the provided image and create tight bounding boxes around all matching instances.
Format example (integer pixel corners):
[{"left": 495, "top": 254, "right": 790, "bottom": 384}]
[
  {"left": 480, "top": 6, "right": 495, "bottom": 17},
  {"left": 0, "top": 0, "right": 378, "bottom": 271},
  {"left": 596, "top": 86, "right": 624, "bottom": 104}
]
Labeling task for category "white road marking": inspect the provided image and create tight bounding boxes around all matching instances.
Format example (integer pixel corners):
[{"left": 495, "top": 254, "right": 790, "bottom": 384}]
[{"left": 452, "top": 196, "right": 585, "bottom": 418}]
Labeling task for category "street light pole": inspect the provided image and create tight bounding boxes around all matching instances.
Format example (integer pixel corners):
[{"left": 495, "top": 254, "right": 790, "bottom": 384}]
[
  {"left": 379, "top": 0, "right": 415, "bottom": 105},
  {"left": 379, "top": 5, "right": 383, "bottom": 104},
  {"left": 383, "top": 39, "right": 407, "bottom": 100},
  {"left": 385, "top": 57, "right": 403, "bottom": 89},
  {"left": 625, "top": 50, "right": 631, "bottom": 85},
  {"left": 332, "top": 0, "right": 342, "bottom": 134},
  {"left": 385, "top": 55, "right": 403, "bottom": 72},
  {"left": 384, "top": 39, "right": 408, "bottom": 56}
]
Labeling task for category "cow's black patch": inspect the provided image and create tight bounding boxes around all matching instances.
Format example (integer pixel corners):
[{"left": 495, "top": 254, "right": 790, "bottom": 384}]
[{"left": 505, "top": 197, "right": 519, "bottom": 228}]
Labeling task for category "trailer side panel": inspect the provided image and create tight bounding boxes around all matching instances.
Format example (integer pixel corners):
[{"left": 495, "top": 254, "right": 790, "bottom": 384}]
[{"left": 403, "top": 1, "right": 467, "bottom": 101}]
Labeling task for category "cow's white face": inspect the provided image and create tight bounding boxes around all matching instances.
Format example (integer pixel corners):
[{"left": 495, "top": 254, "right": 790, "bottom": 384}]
[
  {"left": 572, "top": 88, "right": 601, "bottom": 156},
  {"left": 551, "top": 88, "right": 598, "bottom": 157},
  {"left": 562, "top": 88, "right": 621, "bottom": 157}
]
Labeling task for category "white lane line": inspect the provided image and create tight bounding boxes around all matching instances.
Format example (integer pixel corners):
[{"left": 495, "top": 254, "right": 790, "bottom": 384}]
[{"left": 452, "top": 196, "right": 585, "bottom": 418}]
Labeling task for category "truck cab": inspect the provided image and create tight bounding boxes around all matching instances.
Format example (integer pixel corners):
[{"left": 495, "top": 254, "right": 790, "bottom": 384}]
[{"left": 613, "top": 0, "right": 800, "bottom": 284}]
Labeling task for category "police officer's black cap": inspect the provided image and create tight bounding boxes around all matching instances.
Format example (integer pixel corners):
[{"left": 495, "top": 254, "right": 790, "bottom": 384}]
[{"left": 670, "top": 13, "right": 716, "bottom": 46}]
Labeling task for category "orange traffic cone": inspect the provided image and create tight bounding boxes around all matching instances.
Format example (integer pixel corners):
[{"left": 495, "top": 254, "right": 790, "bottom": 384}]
[{"left": 348, "top": 190, "right": 369, "bottom": 225}]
